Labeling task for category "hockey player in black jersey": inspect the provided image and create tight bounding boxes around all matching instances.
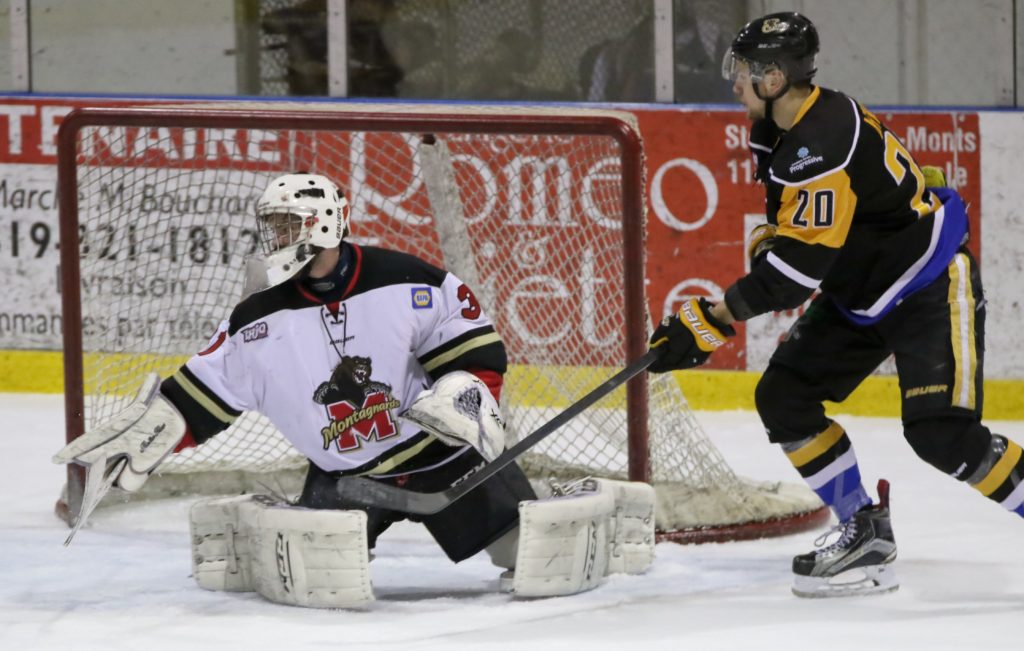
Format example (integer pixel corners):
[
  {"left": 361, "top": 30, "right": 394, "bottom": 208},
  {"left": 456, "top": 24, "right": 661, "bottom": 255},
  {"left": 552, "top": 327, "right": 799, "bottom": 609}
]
[
  {"left": 55, "top": 172, "right": 656, "bottom": 606},
  {"left": 649, "top": 12, "right": 1024, "bottom": 597}
]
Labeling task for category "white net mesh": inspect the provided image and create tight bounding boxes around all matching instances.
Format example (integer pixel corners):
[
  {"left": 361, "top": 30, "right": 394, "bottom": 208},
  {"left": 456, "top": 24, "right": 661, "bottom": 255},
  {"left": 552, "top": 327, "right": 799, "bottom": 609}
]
[{"left": 63, "top": 103, "right": 822, "bottom": 537}]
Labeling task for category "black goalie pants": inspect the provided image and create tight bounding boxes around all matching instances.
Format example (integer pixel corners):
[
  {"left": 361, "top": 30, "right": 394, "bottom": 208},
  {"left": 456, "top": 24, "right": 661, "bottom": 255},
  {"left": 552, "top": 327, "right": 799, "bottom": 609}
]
[{"left": 298, "top": 444, "right": 536, "bottom": 563}]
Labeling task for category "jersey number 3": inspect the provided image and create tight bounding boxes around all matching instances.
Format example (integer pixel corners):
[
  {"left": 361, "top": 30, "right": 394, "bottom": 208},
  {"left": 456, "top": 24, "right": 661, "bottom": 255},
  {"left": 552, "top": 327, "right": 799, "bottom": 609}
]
[
  {"left": 792, "top": 188, "right": 835, "bottom": 228},
  {"left": 458, "top": 284, "right": 481, "bottom": 320}
]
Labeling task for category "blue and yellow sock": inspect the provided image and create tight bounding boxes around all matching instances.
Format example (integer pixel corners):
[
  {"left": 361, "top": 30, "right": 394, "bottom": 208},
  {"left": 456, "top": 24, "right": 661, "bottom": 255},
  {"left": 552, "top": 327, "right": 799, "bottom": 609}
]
[
  {"left": 781, "top": 421, "right": 871, "bottom": 522},
  {"left": 965, "top": 434, "right": 1024, "bottom": 517}
]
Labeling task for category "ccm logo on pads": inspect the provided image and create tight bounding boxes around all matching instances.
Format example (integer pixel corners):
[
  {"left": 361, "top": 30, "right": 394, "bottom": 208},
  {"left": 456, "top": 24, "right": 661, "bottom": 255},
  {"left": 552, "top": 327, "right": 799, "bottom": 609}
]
[{"left": 410, "top": 287, "right": 433, "bottom": 309}]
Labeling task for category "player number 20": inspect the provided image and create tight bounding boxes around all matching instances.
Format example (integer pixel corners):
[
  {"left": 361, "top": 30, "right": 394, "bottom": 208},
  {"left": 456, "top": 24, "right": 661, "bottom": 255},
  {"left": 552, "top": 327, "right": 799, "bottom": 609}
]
[{"left": 792, "top": 188, "right": 835, "bottom": 228}]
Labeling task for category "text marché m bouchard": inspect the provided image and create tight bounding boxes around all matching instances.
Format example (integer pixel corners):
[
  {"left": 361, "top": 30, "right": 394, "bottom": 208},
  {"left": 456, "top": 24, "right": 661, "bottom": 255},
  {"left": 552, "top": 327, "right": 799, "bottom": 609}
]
[
  {"left": 0, "top": 180, "right": 257, "bottom": 216},
  {"left": 100, "top": 182, "right": 257, "bottom": 216}
]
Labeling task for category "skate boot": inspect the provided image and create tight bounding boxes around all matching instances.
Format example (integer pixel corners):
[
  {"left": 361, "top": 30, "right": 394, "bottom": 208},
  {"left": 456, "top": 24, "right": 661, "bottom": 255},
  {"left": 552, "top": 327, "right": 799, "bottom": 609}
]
[{"left": 791, "top": 479, "right": 898, "bottom": 598}]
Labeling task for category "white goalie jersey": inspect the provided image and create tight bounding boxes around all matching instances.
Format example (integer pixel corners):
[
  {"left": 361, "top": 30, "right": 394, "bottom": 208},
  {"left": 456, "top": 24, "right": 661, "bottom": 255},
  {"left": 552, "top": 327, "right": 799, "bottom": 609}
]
[{"left": 161, "top": 243, "right": 507, "bottom": 476}]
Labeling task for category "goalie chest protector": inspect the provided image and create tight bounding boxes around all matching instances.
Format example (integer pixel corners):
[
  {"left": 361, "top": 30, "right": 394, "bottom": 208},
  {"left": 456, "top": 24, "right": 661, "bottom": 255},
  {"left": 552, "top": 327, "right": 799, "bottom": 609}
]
[{"left": 166, "top": 244, "right": 506, "bottom": 476}]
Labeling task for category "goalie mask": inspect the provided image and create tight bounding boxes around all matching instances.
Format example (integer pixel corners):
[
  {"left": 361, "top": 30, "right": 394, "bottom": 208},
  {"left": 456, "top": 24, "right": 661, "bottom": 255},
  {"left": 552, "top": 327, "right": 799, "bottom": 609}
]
[{"left": 252, "top": 173, "right": 351, "bottom": 288}]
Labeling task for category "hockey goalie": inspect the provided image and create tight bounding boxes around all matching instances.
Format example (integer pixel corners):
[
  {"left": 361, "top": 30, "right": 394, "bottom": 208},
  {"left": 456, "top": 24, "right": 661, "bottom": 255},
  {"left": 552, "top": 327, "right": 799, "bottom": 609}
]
[{"left": 53, "top": 173, "right": 656, "bottom": 608}]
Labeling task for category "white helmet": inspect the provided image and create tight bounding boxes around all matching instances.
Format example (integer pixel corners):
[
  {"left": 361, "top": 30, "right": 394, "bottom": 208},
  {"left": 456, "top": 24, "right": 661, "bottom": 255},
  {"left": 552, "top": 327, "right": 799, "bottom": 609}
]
[{"left": 253, "top": 173, "right": 351, "bottom": 288}]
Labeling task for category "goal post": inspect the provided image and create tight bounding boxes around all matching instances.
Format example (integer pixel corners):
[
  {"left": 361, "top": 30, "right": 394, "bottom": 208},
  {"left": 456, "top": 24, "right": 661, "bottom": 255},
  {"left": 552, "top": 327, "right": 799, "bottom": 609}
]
[{"left": 55, "top": 102, "right": 827, "bottom": 542}]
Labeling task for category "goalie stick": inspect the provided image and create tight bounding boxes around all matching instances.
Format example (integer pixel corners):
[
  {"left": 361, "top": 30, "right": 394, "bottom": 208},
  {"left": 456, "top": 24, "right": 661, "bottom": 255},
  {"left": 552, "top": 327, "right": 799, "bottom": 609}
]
[
  {"left": 64, "top": 457, "right": 127, "bottom": 546},
  {"left": 335, "top": 349, "right": 661, "bottom": 515}
]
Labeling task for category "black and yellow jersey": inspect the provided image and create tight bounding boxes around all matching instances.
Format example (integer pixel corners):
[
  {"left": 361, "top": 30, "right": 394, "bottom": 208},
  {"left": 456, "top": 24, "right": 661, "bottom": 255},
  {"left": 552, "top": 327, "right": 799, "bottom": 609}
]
[{"left": 725, "top": 86, "right": 968, "bottom": 324}]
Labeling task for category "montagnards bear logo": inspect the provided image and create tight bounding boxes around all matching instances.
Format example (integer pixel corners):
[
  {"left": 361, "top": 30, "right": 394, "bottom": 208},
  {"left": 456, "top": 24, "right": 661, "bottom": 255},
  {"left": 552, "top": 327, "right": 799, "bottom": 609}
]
[{"left": 313, "top": 355, "right": 401, "bottom": 452}]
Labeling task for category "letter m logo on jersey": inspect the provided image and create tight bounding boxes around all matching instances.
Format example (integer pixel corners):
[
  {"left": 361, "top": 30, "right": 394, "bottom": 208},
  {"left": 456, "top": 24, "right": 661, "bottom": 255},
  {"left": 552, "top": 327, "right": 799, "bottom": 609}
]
[{"left": 321, "top": 392, "right": 402, "bottom": 452}]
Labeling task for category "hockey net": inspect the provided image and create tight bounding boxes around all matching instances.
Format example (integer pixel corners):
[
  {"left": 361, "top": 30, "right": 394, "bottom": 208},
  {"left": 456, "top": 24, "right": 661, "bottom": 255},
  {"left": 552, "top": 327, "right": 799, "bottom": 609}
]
[{"left": 56, "top": 103, "right": 826, "bottom": 542}]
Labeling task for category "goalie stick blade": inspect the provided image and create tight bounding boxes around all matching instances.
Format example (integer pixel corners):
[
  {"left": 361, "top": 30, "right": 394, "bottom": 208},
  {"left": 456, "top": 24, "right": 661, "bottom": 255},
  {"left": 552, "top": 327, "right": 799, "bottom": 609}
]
[
  {"left": 336, "top": 473, "right": 453, "bottom": 515},
  {"left": 64, "top": 457, "right": 127, "bottom": 546},
  {"left": 336, "top": 349, "right": 661, "bottom": 515}
]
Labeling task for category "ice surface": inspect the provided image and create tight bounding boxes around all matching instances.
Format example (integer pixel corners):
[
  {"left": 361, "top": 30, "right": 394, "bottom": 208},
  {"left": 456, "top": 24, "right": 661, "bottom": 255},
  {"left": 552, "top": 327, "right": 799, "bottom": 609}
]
[{"left": 3, "top": 393, "right": 1022, "bottom": 651}]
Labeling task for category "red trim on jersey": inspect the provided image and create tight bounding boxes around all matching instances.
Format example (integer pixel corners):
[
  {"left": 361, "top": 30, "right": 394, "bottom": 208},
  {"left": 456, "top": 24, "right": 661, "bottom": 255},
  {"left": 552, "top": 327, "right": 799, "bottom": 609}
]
[
  {"left": 197, "top": 331, "right": 227, "bottom": 356},
  {"left": 173, "top": 429, "right": 197, "bottom": 453},
  {"left": 294, "top": 283, "right": 318, "bottom": 303},
  {"left": 467, "top": 367, "right": 503, "bottom": 401}
]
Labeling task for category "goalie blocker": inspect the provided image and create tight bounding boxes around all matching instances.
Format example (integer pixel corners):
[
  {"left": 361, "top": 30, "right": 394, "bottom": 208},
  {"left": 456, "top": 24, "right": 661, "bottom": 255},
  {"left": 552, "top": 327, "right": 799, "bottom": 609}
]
[
  {"left": 53, "top": 373, "right": 187, "bottom": 544},
  {"left": 189, "top": 478, "right": 655, "bottom": 607}
]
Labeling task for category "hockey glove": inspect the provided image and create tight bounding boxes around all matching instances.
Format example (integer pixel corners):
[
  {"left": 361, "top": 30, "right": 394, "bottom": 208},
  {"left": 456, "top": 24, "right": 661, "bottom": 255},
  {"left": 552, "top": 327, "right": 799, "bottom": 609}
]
[
  {"left": 401, "top": 371, "right": 506, "bottom": 462},
  {"left": 747, "top": 223, "right": 777, "bottom": 268},
  {"left": 648, "top": 298, "right": 735, "bottom": 372},
  {"left": 52, "top": 373, "right": 186, "bottom": 544},
  {"left": 921, "top": 165, "right": 947, "bottom": 188}
]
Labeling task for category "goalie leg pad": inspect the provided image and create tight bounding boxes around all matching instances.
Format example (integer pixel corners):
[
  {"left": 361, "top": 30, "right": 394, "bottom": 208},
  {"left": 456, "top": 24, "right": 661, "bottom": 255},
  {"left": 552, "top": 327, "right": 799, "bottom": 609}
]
[
  {"left": 602, "top": 479, "right": 656, "bottom": 575},
  {"left": 190, "top": 495, "right": 259, "bottom": 592},
  {"left": 484, "top": 526, "right": 519, "bottom": 570},
  {"left": 242, "top": 498, "right": 373, "bottom": 609},
  {"left": 510, "top": 479, "right": 614, "bottom": 598},
  {"left": 190, "top": 495, "right": 374, "bottom": 609}
]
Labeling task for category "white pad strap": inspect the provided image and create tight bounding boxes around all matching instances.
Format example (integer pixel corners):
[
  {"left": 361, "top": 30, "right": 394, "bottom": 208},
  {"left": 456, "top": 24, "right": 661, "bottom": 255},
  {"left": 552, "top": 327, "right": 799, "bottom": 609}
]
[
  {"left": 602, "top": 479, "right": 656, "bottom": 575},
  {"left": 190, "top": 495, "right": 373, "bottom": 609},
  {"left": 509, "top": 478, "right": 656, "bottom": 597},
  {"left": 190, "top": 495, "right": 260, "bottom": 592},
  {"left": 510, "top": 478, "right": 614, "bottom": 597},
  {"left": 402, "top": 370, "right": 506, "bottom": 461},
  {"left": 246, "top": 500, "right": 372, "bottom": 609}
]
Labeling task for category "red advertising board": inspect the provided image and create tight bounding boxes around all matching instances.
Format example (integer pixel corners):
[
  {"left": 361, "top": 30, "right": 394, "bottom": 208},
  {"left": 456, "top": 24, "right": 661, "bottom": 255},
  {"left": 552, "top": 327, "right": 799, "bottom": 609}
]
[{"left": 0, "top": 98, "right": 981, "bottom": 371}]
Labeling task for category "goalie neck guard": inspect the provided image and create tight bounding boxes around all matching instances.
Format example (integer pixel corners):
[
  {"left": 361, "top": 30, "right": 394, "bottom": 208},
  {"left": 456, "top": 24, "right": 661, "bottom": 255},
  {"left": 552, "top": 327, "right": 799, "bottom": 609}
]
[{"left": 253, "top": 173, "right": 351, "bottom": 288}]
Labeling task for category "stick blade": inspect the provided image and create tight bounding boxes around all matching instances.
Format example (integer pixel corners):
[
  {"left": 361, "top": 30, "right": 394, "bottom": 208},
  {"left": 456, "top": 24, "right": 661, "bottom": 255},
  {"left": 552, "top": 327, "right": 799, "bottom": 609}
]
[
  {"left": 336, "top": 476, "right": 451, "bottom": 515},
  {"left": 64, "top": 457, "right": 126, "bottom": 546}
]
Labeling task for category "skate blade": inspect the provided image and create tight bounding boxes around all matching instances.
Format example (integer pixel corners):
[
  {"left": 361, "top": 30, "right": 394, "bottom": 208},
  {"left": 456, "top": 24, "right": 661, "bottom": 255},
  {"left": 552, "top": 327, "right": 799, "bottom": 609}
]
[{"left": 792, "top": 564, "right": 899, "bottom": 598}]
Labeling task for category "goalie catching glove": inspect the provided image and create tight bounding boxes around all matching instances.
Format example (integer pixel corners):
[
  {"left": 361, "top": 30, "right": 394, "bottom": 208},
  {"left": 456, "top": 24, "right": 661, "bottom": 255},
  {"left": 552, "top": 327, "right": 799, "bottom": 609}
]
[
  {"left": 648, "top": 297, "right": 735, "bottom": 372},
  {"left": 52, "top": 373, "right": 186, "bottom": 543},
  {"left": 402, "top": 371, "right": 506, "bottom": 461}
]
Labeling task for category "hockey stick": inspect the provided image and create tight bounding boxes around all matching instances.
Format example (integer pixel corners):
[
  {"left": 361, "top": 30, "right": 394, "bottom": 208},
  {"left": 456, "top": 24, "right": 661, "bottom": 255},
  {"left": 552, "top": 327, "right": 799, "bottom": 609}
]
[{"left": 335, "top": 348, "right": 661, "bottom": 515}]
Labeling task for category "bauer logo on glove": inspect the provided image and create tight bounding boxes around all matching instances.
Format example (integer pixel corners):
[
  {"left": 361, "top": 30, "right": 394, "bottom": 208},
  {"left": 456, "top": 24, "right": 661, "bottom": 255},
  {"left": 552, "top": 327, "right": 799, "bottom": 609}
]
[{"left": 648, "top": 297, "right": 735, "bottom": 373}]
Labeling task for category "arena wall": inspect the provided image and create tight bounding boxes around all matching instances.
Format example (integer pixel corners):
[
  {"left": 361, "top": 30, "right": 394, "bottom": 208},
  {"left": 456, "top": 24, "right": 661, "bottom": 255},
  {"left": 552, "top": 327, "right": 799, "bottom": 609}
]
[{"left": 0, "top": 96, "right": 1019, "bottom": 419}]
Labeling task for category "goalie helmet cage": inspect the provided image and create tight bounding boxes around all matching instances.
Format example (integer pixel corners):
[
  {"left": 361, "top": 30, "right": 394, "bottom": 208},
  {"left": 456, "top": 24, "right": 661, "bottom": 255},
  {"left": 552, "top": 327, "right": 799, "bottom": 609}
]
[{"left": 56, "top": 103, "right": 827, "bottom": 543}]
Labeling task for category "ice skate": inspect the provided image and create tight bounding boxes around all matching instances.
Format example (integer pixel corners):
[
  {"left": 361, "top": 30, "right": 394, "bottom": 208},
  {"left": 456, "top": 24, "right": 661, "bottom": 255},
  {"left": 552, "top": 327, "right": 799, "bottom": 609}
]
[{"left": 792, "top": 479, "right": 898, "bottom": 598}]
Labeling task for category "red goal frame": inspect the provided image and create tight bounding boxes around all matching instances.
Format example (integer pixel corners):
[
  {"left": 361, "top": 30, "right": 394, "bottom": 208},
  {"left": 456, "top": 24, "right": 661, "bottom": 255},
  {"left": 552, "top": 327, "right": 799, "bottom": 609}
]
[
  {"left": 54, "top": 105, "right": 651, "bottom": 518},
  {"left": 54, "top": 104, "right": 828, "bottom": 543}
]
